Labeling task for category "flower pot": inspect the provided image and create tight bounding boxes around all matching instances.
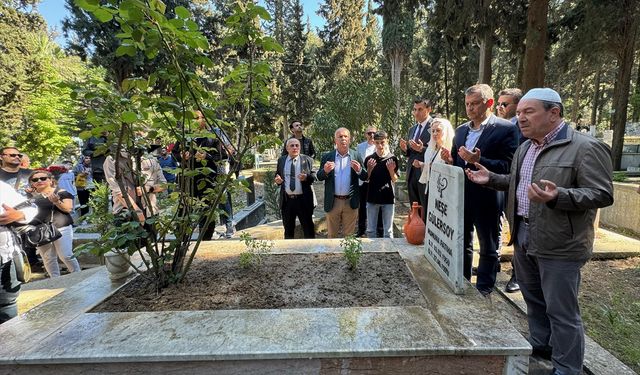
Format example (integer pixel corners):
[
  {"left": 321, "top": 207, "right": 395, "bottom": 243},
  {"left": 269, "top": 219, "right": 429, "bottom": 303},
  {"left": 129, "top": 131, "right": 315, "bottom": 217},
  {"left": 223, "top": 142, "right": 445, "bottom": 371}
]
[
  {"left": 403, "top": 202, "right": 426, "bottom": 245},
  {"left": 104, "top": 250, "right": 134, "bottom": 280}
]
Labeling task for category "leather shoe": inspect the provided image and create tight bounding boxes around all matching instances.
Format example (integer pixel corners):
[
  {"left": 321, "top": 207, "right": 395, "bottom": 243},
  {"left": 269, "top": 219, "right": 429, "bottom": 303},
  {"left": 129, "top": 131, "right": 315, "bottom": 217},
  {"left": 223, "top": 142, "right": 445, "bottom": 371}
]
[
  {"left": 532, "top": 346, "right": 553, "bottom": 360},
  {"left": 505, "top": 274, "right": 520, "bottom": 293}
]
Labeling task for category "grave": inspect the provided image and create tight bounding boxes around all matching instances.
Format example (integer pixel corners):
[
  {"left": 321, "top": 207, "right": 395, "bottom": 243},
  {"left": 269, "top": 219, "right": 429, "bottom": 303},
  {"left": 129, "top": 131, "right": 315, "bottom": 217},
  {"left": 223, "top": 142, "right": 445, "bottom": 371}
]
[
  {"left": 0, "top": 238, "right": 530, "bottom": 375},
  {"left": 425, "top": 163, "right": 466, "bottom": 294}
]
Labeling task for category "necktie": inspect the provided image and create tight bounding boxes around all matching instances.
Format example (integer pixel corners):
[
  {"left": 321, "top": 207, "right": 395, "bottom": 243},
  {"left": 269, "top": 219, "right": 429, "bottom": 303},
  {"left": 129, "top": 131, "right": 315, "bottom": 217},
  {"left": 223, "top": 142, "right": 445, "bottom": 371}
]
[
  {"left": 289, "top": 158, "right": 296, "bottom": 192},
  {"left": 414, "top": 125, "right": 422, "bottom": 141}
]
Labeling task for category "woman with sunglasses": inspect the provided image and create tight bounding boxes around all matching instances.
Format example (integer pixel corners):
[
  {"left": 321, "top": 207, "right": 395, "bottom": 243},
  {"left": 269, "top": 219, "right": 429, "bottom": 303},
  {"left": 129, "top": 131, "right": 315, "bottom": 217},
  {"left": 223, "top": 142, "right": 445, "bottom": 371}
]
[{"left": 28, "top": 170, "right": 80, "bottom": 277}]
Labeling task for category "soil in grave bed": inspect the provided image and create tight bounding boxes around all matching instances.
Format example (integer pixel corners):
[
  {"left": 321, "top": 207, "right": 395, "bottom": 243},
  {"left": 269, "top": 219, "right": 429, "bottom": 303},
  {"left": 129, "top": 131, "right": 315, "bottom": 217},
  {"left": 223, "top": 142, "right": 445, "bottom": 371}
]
[{"left": 92, "top": 252, "right": 428, "bottom": 312}]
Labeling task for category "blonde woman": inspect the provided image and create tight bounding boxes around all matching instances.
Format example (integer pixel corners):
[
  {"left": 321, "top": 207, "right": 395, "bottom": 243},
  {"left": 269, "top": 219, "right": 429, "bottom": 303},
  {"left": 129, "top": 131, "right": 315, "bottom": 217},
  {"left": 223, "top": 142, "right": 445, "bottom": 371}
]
[
  {"left": 412, "top": 118, "right": 455, "bottom": 208},
  {"left": 28, "top": 170, "right": 80, "bottom": 277}
]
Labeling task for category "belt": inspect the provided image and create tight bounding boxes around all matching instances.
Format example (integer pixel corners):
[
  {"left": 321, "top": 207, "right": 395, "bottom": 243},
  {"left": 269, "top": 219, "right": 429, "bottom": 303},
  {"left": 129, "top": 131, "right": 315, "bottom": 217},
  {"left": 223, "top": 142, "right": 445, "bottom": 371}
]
[
  {"left": 517, "top": 215, "right": 530, "bottom": 224},
  {"left": 334, "top": 194, "right": 350, "bottom": 200},
  {"left": 286, "top": 194, "right": 303, "bottom": 199}
]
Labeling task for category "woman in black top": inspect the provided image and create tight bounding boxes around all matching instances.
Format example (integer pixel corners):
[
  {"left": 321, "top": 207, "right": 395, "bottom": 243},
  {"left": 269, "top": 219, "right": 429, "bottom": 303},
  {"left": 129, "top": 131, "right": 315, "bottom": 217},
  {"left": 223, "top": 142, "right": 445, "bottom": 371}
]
[
  {"left": 364, "top": 131, "right": 398, "bottom": 238},
  {"left": 29, "top": 170, "right": 80, "bottom": 277}
]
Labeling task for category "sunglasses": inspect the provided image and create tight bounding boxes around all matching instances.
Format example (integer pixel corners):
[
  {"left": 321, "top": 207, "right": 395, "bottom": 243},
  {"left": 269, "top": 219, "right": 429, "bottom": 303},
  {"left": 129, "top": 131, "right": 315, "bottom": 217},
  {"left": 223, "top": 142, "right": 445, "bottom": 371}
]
[
  {"left": 366, "top": 132, "right": 376, "bottom": 136},
  {"left": 30, "top": 177, "right": 50, "bottom": 182},
  {"left": 497, "top": 102, "right": 512, "bottom": 108},
  {"left": 2, "top": 153, "right": 23, "bottom": 158}
]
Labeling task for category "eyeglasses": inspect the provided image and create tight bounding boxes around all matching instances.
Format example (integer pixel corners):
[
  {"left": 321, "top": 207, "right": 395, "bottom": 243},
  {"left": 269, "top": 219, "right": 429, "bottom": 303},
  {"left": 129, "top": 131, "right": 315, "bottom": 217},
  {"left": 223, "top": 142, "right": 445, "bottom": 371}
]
[
  {"left": 30, "top": 177, "right": 49, "bottom": 182},
  {"left": 497, "top": 102, "right": 512, "bottom": 108},
  {"left": 366, "top": 132, "right": 376, "bottom": 136},
  {"left": 287, "top": 144, "right": 300, "bottom": 148},
  {"left": 2, "top": 153, "right": 23, "bottom": 158}
]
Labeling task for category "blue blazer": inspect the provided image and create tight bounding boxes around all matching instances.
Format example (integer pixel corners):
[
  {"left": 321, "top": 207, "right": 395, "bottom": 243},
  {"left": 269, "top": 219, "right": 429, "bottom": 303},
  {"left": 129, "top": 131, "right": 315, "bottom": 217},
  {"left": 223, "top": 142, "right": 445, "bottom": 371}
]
[
  {"left": 452, "top": 114, "right": 518, "bottom": 211},
  {"left": 317, "top": 149, "right": 368, "bottom": 212}
]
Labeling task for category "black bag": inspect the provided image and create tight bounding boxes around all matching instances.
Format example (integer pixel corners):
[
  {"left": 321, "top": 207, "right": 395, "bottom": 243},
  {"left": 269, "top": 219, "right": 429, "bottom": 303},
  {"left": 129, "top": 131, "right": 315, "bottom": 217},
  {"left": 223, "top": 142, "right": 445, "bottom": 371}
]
[
  {"left": 21, "top": 222, "right": 62, "bottom": 247},
  {"left": 12, "top": 203, "right": 62, "bottom": 247}
]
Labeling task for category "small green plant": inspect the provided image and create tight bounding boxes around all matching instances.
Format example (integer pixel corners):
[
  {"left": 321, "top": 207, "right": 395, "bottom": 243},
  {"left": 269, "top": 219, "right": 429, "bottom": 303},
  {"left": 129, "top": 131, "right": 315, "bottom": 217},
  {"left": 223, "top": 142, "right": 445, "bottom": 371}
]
[
  {"left": 612, "top": 171, "right": 629, "bottom": 182},
  {"left": 341, "top": 234, "right": 363, "bottom": 270},
  {"left": 238, "top": 232, "right": 274, "bottom": 268}
]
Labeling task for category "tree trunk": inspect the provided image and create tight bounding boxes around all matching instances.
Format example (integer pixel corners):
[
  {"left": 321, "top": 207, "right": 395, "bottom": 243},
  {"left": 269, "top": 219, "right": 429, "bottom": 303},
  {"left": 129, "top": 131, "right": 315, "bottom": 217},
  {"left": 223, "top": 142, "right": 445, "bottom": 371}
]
[
  {"left": 443, "top": 49, "right": 450, "bottom": 117},
  {"left": 611, "top": 9, "right": 639, "bottom": 170},
  {"left": 478, "top": 31, "right": 493, "bottom": 84},
  {"left": 522, "top": 0, "right": 549, "bottom": 91},
  {"left": 590, "top": 67, "right": 601, "bottom": 128},
  {"left": 633, "top": 50, "right": 640, "bottom": 122},
  {"left": 389, "top": 49, "right": 404, "bottom": 132},
  {"left": 571, "top": 61, "right": 584, "bottom": 125}
]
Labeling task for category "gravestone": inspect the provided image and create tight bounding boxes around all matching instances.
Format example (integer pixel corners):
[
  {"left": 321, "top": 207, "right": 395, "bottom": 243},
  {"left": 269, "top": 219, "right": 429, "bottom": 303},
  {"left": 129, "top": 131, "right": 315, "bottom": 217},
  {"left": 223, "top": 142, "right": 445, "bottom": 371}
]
[{"left": 424, "top": 163, "right": 465, "bottom": 294}]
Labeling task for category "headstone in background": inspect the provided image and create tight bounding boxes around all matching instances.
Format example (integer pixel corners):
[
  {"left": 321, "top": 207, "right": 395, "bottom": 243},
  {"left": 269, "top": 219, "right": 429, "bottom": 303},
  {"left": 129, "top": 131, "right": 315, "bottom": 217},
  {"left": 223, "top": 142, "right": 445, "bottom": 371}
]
[{"left": 424, "top": 163, "right": 465, "bottom": 294}]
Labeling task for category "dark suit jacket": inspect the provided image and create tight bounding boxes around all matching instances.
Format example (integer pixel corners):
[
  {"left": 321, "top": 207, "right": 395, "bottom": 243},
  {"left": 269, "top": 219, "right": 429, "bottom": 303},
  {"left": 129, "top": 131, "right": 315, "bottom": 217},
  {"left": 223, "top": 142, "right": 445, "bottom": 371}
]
[
  {"left": 452, "top": 114, "right": 518, "bottom": 212},
  {"left": 317, "top": 149, "right": 368, "bottom": 212},
  {"left": 405, "top": 117, "right": 433, "bottom": 180},
  {"left": 275, "top": 154, "right": 316, "bottom": 209}
]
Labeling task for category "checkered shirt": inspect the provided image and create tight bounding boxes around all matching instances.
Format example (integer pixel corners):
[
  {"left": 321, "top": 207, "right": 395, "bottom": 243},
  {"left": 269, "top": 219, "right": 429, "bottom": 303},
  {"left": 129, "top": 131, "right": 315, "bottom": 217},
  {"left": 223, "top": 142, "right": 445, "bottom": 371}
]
[{"left": 516, "top": 122, "right": 566, "bottom": 217}]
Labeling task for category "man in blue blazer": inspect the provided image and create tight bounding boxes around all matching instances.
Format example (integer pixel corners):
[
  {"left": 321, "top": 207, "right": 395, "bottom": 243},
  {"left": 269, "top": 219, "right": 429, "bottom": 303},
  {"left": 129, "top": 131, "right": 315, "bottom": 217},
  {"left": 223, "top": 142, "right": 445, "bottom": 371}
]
[
  {"left": 275, "top": 138, "right": 317, "bottom": 239},
  {"left": 317, "top": 128, "right": 368, "bottom": 238},
  {"left": 443, "top": 84, "right": 518, "bottom": 296},
  {"left": 400, "top": 97, "right": 434, "bottom": 215}
]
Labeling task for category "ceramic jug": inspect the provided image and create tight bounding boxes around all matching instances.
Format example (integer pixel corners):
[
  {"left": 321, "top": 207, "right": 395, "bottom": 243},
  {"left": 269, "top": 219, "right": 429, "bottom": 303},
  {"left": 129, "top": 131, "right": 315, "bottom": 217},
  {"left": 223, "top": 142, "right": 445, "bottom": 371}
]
[{"left": 404, "top": 202, "right": 426, "bottom": 245}]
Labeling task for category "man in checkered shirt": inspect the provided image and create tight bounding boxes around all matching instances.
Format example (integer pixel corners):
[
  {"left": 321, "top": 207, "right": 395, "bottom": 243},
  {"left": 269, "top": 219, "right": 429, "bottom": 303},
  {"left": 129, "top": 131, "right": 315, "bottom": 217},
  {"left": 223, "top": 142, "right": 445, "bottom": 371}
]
[{"left": 465, "top": 88, "right": 614, "bottom": 375}]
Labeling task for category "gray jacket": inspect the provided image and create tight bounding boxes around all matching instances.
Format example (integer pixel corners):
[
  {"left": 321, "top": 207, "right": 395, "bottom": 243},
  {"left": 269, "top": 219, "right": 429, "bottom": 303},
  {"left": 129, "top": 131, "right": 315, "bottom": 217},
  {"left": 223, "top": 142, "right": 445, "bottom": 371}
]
[{"left": 487, "top": 125, "right": 614, "bottom": 260}]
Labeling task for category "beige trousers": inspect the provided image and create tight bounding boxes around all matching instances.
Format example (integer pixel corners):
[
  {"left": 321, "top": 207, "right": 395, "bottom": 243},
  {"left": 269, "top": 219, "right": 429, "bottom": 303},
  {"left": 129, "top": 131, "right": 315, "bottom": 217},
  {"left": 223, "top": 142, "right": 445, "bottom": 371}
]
[{"left": 325, "top": 198, "right": 358, "bottom": 238}]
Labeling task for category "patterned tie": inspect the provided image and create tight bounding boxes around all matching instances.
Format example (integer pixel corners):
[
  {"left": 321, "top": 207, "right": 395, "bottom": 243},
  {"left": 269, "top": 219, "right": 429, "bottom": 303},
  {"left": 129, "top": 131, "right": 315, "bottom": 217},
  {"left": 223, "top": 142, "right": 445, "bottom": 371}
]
[
  {"left": 414, "top": 124, "right": 422, "bottom": 141},
  {"left": 289, "top": 158, "right": 296, "bottom": 192}
]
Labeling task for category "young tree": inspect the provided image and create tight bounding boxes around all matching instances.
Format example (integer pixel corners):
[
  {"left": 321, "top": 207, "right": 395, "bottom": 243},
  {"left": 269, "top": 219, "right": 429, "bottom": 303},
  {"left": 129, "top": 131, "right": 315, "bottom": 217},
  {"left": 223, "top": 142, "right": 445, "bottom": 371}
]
[{"left": 73, "top": 0, "right": 282, "bottom": 290}]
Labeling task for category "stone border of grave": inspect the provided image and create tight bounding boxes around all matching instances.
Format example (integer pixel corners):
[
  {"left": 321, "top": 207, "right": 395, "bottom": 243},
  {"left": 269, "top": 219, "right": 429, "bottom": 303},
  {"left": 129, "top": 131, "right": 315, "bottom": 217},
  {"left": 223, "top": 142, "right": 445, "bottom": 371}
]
[{"left": 0, "top": 239, "right": 531, "bottom": 375}]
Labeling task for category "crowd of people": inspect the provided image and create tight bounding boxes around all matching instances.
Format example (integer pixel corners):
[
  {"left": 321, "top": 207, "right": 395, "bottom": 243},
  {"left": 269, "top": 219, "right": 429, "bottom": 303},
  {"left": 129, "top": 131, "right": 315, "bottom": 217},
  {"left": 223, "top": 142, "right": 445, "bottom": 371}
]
[
  {"left": 0, "top": 84, "right": 620, "bottom": 375},
  {"left": 274, "top": 85, "right": 615, "bottom": 375}
]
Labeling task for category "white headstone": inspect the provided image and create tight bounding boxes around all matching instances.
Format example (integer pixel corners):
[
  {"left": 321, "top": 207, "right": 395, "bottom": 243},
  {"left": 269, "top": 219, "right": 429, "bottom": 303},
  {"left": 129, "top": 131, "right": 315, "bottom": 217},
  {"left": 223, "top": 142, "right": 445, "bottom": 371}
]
[{"left": 424, "top": 163, "right": 465, "bottom": 294}]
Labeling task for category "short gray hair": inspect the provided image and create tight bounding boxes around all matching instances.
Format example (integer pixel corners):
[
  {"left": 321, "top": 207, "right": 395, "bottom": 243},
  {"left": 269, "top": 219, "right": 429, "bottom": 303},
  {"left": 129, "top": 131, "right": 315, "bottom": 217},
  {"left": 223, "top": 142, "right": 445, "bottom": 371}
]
[
  {"left": 541, "top": 100, "right": 564, "bottom": 117},
  {"left": 465, "top": 84, "right": 494, "bottom": 102}
]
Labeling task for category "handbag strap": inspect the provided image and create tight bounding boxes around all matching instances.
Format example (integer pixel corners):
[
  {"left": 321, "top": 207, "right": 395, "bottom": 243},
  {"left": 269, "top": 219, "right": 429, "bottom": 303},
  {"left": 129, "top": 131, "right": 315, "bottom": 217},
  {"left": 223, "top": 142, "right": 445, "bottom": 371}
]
[{"left": 49, "top": 187, "right": 61, "bottom": 224}]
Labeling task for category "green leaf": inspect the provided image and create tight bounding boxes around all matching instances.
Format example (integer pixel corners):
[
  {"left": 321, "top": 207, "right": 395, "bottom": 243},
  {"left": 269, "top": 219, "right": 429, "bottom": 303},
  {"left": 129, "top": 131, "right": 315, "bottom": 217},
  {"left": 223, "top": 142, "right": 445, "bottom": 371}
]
[
  {"left": 253, "top": 6, "right": 271, "bottom": 21},
  {"left": 93, "top": 8, "right": 114, "bottom": 22},
  {"left": 115, "top": 45, "right": 136, "bottom": 57},
  {"left": 132, "top": 29, "right": 144, "bottom": 42},
  {"left": 75, "top": 0, "right": 98, "bottom": 11},
  {"left": 174, "top": 6, "right": 190, "bottom": 19},
  {"left": 186, "top": 20, "right": 198, "bottom": 31},
  {"left": 261, "top": 37, "right": 283, "bottom": 53},
  {"left": 151, "top": 0, "right": 166, "bottom": 14},
  {"left": 169, "top": 18, "right": 184, "bottom": 29},
  {"left": 121, "top": 111, "right": 138, "bottom": 123}
]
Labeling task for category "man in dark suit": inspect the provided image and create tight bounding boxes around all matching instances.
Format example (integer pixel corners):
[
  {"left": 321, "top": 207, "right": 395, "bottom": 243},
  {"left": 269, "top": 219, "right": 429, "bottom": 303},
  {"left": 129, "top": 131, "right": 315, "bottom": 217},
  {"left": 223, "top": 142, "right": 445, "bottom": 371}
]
[
  {"left": 442, "top": 84, "right": 518, "bottom": 296},
  {"left": 400, "top": 98, "right": 434, "bottom": 217},
  {"left": 274, "top": 138, "right": 317, "bottom": 239},
  {"left": 317, "top": 127, "right": 368, "bottom": 238}
]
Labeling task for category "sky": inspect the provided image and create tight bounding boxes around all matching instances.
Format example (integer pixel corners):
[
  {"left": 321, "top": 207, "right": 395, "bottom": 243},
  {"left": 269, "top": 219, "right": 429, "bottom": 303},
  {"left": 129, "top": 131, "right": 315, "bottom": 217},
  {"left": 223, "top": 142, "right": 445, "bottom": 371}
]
[{"left": 38, "top": 0, "right": 324, "bottom": 47}]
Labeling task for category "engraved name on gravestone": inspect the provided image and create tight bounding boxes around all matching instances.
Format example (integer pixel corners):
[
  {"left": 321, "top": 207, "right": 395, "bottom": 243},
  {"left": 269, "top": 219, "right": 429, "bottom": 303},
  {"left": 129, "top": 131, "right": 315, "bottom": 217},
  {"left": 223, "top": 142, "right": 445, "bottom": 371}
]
[{"left": 425, "top": 163, "right": 465, "bottom": 294}]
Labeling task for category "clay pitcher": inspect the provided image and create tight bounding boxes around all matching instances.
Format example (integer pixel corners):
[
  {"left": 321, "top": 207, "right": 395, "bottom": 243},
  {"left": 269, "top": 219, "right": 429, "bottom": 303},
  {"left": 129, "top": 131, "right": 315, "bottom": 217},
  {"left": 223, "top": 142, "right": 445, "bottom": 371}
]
[{"left": 404, "top": 202, "right": 426, "bottom": 245}]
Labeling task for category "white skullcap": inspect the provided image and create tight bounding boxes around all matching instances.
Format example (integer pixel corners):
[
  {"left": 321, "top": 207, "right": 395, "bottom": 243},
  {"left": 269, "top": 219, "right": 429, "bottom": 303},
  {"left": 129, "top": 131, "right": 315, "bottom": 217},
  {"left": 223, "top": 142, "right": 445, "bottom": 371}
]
[{"left": 521, "top": 88, "right": 562, "bottom": 104}]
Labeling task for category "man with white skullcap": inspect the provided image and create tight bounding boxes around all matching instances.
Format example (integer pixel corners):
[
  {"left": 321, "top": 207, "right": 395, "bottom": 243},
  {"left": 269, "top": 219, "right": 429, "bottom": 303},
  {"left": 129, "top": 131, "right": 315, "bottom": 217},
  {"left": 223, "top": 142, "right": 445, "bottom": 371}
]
[{"left": 465, "top": 88, "right": 614, "bottom": 375}]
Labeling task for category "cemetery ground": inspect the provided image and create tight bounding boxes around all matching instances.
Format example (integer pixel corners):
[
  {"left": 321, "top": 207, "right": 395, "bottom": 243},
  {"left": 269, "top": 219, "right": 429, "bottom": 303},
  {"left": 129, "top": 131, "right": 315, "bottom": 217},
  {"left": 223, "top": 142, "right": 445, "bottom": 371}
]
[{"left": 13, "top": 177, "right": 640, "bottom": 374}]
